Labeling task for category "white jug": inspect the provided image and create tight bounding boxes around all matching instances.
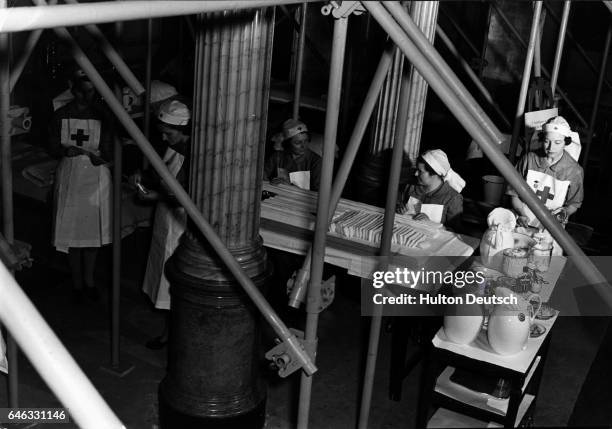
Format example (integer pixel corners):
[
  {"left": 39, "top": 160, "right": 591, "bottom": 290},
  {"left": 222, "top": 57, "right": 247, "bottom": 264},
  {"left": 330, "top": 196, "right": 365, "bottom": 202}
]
[
  {"left": 443, "top": 301, "right": 483, "bottom": 345},
  {"left": 487, "top": 287, "right": 542, "bottom": 355}
]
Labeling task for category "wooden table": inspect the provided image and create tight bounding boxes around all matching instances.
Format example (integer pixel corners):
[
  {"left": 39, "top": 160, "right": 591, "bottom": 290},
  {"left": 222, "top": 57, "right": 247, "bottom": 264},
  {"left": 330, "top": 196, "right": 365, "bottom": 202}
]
[{"left": 260, "top": 182, "right": 480, "bottom": 279}]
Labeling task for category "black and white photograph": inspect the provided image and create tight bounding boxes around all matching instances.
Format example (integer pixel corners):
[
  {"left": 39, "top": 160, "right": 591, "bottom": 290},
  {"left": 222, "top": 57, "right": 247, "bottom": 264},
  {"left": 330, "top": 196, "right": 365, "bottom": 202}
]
[{"left": 1, "top": 1, "right": 611, "bottom": 428}]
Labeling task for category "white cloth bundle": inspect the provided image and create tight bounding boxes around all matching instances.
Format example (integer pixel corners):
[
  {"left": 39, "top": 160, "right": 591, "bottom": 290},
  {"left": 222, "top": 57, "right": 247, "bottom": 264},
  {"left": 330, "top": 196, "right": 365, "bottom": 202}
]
[{"left": 480, "top": 208, "right": 517, "bottom": 271}]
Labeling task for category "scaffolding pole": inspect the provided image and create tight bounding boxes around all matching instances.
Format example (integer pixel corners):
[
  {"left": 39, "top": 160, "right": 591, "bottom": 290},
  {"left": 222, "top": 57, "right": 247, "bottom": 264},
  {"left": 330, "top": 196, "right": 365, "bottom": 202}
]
[
  {"left": 287, "top": 43, "right": 395, "bottom": 309},
  {"left": 60, "top": 0, "right": 144, "bottom": 95},
  {"left": 436, "top": 26, "right": 511, "bottom": 130},
  {"left": 142, "top": 18, "right": 152, "bottom": 169},
  {"left": 296, "top": 15, "right": 347, "bottom": 429},
  {"left": 491, "top": 1, "right": 588, "bottom": 128},
  {"left": 438, "top": 4, "right": 480, "bottom": 57},
  {"left": 547, "top": 2, "right": 612, "bottom": 95},
  {"left": 0, "top": 1, "right": 319, "bottom": 33},
  {"left": 9, "top": 30, "right": 42, "bottom": 92},
  {"left": 357, "top": 34, "right": 411, "bottom": 429},
  {"left": 383, "top": 1, "right": 504, "bottom": 145},
  {"left": 0, "top": 263, "right": 126, "bottom": 428},
  {"left": 364, "top": 1, "right": 612, "bottom": 304},
  {"left": 508, "top": 1, "right": 542, "bottom": 163},
  {"left": 582, "top": 20, "right": 612, "bottom": 168},
  {"left": 0, "top": 0, "right": 18, "bottom": 407},
  {"left": 550, "top": 1, "right": 571, "bottom": 96},
  {"left": 292, "top": 3, "right": 307, "bottom": 119},
  {"left": 51, "top": 19, "right": 316, "bottom": 377}
]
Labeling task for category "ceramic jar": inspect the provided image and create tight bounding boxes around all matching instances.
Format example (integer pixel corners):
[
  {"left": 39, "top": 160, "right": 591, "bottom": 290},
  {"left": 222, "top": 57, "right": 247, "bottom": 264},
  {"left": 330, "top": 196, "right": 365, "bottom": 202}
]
[
  {"left": 487, "top": 287, "right": 542, "bottom": 355},
  {"left": 443, "top": 301, "right": 483, "bottom": 345}
]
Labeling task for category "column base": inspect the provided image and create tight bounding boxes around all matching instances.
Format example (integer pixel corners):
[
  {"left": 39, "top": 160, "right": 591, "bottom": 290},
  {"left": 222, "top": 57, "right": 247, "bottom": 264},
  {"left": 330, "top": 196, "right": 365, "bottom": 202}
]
[{"left": 159, "top": 387, "right": 266, "bottom": 429}]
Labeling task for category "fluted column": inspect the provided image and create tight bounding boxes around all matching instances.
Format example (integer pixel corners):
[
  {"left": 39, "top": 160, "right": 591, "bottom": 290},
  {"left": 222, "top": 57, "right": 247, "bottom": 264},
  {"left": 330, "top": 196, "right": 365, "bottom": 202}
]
[
  {"left": 159, "top": 8, "right": 274, "bottom": 429},
  {"left": 369, "top": 1, "right": 439, "bottom": 164},
  {"left": 402, "top": 1, "right": 439, "bottom": 164}
]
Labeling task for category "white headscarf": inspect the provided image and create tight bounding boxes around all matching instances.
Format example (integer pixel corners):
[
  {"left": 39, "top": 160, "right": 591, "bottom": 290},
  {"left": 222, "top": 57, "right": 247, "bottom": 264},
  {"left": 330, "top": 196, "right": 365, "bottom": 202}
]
[{"left": 421, "top": 149, "right": 466, "bottom": 193}]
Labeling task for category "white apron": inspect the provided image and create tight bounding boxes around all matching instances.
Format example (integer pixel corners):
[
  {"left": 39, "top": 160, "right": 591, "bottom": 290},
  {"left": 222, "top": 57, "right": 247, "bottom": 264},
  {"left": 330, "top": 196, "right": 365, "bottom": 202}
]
[
  {"left": 53, "top": 118, "right": 112, "bottom": 253},
  {"left": 524, "top": 169, "right": 570, "bottom": 255},
  {"left": 142, "top": 148, "right": 186, "bottom": 310}
]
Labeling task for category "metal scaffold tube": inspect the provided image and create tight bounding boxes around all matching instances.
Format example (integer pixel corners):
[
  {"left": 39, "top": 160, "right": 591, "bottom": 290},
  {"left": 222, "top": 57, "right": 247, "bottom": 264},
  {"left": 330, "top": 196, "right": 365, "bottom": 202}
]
[
  {"left": 491, "top": 1, "right": 587, "bottom": 128},
  {"left": 9, "top": 30, "right": 42, "bottom": 92},
  {"left": 287, "top": 42, "right": 395, "bottom": 309},
  {"left": 436, "top": 26, "right": 511, "bottom": 130},
  {"left": 61, "top": 0, "right": 145, "bottom": 96},
  {"left": 0, "top": 263, "right": 126, "bottom": 428},
  {"left": 382, "top": 1, "right": 504, "bottom": 145},
  {"left": 297, "top": 15, "right": 347, "bottom": 429},
  {"left": 0, "top": 1, "right": 319, "bottom": 33},
  {"left": 51, "top": 20, "right": 316, "bottom": 377},
  {"left": 363, "top": 2, "right": 612, "bottom": 305},
  {"left": 142, "top": 18, "right": 152, "bottom": 170},
  {"left": 508, "top": 1, "right": 542, "bottom": 163},
  {"left": 550, "top": 1, "right": 571, "bottom": 95},
  {"left": 439, "top": 4, "right": 480, "bottom": 57},
  {"left": 292, "top": 3, "right": 307, "bottom": 119},
  {"left": 0, "top": 0, "right": 18, "bottom": 406},
  {"left": 547, "top": 2, "right": 612, "bottom": 95},
  {"left": 358, "top": 38, "right": 411, "bottom": 429},
  {"left": 582, "top": 20, "right": 612, "bottom": 168}
]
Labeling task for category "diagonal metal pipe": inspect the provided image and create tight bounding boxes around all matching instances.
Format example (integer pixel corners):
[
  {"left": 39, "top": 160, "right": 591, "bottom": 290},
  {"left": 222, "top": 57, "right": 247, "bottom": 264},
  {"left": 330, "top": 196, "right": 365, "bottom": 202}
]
[
  {"left": 9, "top": 29, "right": 42, "bottom": 92},
  {"left": 438, "top": 4, "right": 480, "bottom": 57},
  {"left": 509, "top": 1, "right": 542, "bottom": 163},
  {"left": 550, "top": 1, "right": 571, "bottom": 95},
  {"left": 582, "top": 20, "right": 612, "bottom": 168},
  {"left": 50, "top": 20, "right": 316, "bottom": 377},
  {"left": 436, "top": 26, "right": 511, "bottom": 130},
  {"left": 287, "top": 42, "right": 395, "bottom": 309},
  {"left": 491, "top": 1, "right": 587, "bottom": 128},
  {"left": 0, "top": 1, "right": 320, "bottom": 33},
  {"left": 363, "top": 2, "right": 612, "bottom": 306},
  {"left": 383, "top": 1, "right": 504, "bottom": 145},
  {"left": 61, "top": 0, "right": 145, "bottom": 95},
  {"left": 0, "top": 262, "right": 126, "bottom": 428}
]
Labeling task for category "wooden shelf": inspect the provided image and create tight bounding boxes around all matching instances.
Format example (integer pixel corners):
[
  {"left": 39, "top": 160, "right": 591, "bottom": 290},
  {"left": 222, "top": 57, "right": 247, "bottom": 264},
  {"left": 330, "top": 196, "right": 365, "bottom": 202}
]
[
  {"left": 434, "top": 357, "right": 540, "bottom": 417},
  {"left": 428, "top": 396, "right": 534, "bottom": 429}
]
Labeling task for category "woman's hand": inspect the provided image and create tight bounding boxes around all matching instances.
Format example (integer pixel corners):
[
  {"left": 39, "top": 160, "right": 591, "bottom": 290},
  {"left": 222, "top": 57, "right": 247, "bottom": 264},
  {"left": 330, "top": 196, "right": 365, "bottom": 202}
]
[
  {"left": 128, "top": 171, "right": 143, "bottom": 188},
  {"left": 396, "top": 203, "right": 408, "bottom": 215},
  {"left": 64, "top": 146, "right": 84, "bottom": 157},
  {"left": 551, "top": 206, "right": 568, "bottom": 224},
  {"left": 413, "top": 212, "right": 430, "bottom": 221},
  {"left": 137, "top": 188, "right": 160, "bottom": 202},
  {"left": 516, "top": 215, "right": 531, "bottom": 228}
]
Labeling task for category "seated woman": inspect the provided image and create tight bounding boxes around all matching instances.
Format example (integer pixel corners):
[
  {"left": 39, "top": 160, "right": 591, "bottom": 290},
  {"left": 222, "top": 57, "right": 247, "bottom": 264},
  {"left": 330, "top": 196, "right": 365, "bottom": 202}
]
[
  {"left": 264, "top": 118, "right": 322, "bottom": 191},
  {"left": 506, "top": 116, "right": 584, "bottom": 255},
  {"left": 396, "top": 149, "right": 465, "bottom": 230}
]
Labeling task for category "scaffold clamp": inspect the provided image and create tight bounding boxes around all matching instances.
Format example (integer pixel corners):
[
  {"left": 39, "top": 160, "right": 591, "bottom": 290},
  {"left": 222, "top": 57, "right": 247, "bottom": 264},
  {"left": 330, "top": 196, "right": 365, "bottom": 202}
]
[
  {"left": 266, "top": 329, "right": 317, "bottom": 378},
  {"left": 321, "top": 1, "right": 365, "bottom": 18}
]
